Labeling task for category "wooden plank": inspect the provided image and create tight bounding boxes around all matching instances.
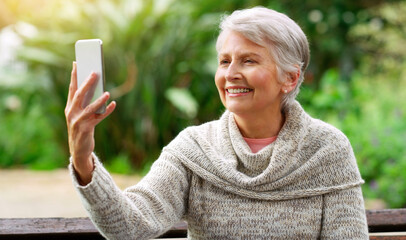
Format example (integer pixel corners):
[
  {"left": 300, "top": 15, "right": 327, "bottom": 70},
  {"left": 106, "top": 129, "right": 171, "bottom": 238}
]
[
  {"left": 0, "top": 218, "right": 97, "bottom": 234},
  {"left": 155, "top": 239, "right": 187, "bottom": 240},
  {"left": 0, "top": 218, "right": 104, "bottom": 239},
  {"left": 370, "top": 232, "right": 406, "bottom": 236},
  {"left": 370, "top": 236, "right": 406, "bottom": 240},
  {"left": 1, "top": 208, "right": 406, "bottom": 238},
  {"left": 0, "top": 233, "right": 104, "bottom": 240},
  {"left": 371, "top": 237, "right": 406, "bottom": 239},
  {"left": 367, "top": 209, "right": 406, "bottom": 232},
  {"left": 0, "top": 218, "right": 187, "bottom": 239}
]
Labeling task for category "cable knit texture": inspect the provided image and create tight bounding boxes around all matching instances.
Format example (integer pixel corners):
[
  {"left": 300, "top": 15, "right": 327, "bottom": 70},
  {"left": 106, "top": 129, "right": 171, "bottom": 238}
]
[{"left": 69, "top": 101, "right": 369, "bottom": 239}]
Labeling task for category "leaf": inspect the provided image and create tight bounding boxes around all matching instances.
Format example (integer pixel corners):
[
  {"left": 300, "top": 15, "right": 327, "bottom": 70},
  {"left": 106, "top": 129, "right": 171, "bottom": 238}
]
[
  {"left": 165, "top": 87, "right": 198, "bottom": 119},
  {"left": 16, "top": 46, "right": 64, "bottom": 66}
]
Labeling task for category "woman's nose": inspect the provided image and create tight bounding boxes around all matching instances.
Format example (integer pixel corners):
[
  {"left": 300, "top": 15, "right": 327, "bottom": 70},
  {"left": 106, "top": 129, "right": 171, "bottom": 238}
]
[{"left": 225, "top": 63, "right": 241, "bottom": 81}]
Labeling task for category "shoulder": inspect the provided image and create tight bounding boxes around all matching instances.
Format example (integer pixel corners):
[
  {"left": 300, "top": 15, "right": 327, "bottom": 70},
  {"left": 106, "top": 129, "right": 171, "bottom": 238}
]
[
  {"left": 289, "top": 106, "right": 363, "bottom": 183},
  {"left": 306, "top": 117, "right": 352, "bottom": 151},
  {"left": 286, "top": 101, "right": 352, "bottom": 149},
  {"left": 300, "top": 115, "right": 359, "bottom": 174},
  {"left": 308, "top": 118, "right": 350, "bottom": 145}
]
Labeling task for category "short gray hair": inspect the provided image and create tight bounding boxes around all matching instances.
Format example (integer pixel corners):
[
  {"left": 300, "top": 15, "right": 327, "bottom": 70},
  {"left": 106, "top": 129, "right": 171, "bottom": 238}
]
[{"left": 216, "top": 7, "right": 310, "bottom": 111}]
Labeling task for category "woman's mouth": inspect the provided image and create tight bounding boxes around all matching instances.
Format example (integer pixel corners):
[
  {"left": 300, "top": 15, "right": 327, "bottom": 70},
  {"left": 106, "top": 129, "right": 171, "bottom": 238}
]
[{"left": 226, "top": 88, "right": 253, "bottom": 94}]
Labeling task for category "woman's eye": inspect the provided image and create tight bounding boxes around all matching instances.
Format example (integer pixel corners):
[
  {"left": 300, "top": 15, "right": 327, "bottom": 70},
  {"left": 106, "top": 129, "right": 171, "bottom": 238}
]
[
  {"left": 244, "top": 59, "right": 255, "bottom": 64},
  {"left": 219, "top": 60, "right": 230, "bottom": 65}
]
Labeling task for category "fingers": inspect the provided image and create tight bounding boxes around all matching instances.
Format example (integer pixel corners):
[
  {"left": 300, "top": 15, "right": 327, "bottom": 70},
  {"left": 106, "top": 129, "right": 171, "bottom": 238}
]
[
  {"left": 81, "top": 92, "right": 116, "bottom": 122},
  {"left": 71, "top": 72, "right": 99, "bottom": 109},
  {"left": 82, "top": 92, "right": 110, "bottom": 117},
  {"left": 70, "top": 62, "right": 78, "bottom": 98},
  {"left": 94, "top": 101, "right": 116, "bottom": 124},
  {"left": 66, "top": 62, "right": 78, "bottom": 110}
]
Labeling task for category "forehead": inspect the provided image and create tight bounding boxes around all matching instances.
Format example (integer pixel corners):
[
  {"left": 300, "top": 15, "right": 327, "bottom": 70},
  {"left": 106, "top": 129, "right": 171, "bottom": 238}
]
[{"left": 217, "top": 31, "right": 269, "bottom": 56}]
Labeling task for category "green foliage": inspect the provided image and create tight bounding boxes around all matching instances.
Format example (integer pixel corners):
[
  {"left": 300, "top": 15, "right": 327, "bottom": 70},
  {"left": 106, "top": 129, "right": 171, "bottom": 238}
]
[
  {"left": 1, "top": 0, "right": 406, "bottom": 207},
  {"left": 0, "top": 66, "right": 66, "bottom": 169},
  {"left": 302, "top": 68, "right": 406, "bottom": 208},
  {"left": 300, "top": 1, "right": 406, "bottom": 208},
  {"left": 105, "top": 153, "right": 134, "bottom": 175},
  {"left": 346, "top": 2, "right": 406, "bottom": 208}
]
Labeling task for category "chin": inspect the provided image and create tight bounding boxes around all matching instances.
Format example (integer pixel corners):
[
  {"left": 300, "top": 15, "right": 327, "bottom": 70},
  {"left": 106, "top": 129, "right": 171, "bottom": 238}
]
[{"left": 225, "top": 106, "right": 251, "bottom": 115}]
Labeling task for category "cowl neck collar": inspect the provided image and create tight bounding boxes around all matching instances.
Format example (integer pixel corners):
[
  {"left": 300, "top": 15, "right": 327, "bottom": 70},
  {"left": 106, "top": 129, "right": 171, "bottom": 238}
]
[{"left": 163, "top": 101, "right": 363, "bottom": 200}]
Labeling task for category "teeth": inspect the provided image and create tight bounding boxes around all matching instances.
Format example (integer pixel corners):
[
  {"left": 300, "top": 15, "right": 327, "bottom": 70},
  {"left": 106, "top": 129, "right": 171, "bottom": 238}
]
[{"left": 227, "top": 88, "right": 251, "bottom": 94}]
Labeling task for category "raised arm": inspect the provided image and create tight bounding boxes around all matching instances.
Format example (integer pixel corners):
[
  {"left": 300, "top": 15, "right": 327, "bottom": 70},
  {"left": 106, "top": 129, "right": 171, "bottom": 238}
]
[
  {"left": 70, "top": 151, "right": 190, "bottom": 240},
  {"left": 65, "top": 62, "right": 116, "bottom": 185}
]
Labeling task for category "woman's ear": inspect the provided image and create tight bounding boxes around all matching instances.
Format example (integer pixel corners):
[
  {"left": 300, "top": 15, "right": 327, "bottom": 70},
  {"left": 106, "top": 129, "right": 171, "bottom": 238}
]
[{"left": 283, "top": 65, "right": 300, "bottom": 93}]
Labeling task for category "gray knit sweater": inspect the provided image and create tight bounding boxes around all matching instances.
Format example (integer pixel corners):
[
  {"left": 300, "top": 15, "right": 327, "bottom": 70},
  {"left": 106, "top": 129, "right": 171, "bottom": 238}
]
[{"left": 70, "top": 101, "right": 369, "bottom": 239}]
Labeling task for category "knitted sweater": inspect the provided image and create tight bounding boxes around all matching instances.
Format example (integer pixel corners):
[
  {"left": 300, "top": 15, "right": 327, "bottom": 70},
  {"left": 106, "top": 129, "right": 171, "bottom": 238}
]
[{"left": 70, "top": 101, "right": 369, "bottom": 239}]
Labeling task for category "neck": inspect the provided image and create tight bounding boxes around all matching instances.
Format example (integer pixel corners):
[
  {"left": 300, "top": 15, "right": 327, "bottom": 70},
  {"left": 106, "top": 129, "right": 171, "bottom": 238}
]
[{"left": 233, "top": 109, "right": 285, "bottom": 139}]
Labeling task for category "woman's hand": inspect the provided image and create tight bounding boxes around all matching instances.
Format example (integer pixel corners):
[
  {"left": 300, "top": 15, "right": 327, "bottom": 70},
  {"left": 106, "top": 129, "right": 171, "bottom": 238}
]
[{"left": 65, "top": 62, "right": 116, "bottom": 185}]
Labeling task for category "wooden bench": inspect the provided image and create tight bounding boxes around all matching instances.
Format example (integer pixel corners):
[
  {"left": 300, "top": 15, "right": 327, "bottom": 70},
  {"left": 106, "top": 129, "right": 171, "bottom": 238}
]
[
  {"left": 0, "top": 209, "right": 405, "bottom": 239},
  {"left": 367, "top": 209, "right": 406, "bottom": 240}
]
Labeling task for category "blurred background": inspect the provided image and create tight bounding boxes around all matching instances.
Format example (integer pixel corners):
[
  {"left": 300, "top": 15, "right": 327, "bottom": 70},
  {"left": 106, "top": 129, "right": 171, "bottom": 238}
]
[{"left": 0, "top": 0, "right": 405, "bottom": 216}]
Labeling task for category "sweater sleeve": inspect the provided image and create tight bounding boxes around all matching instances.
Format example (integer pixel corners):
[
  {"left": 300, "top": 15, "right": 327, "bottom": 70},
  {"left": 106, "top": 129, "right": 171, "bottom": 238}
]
[
  {"left": 69, "top": 152, "right": 190, "bottom": 240},
  {"left": 320, "top": 186, "right": 369, "bottom": 239}
]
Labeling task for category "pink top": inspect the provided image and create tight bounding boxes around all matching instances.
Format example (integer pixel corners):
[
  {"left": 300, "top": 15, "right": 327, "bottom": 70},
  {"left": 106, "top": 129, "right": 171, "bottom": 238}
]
[{"left": 243, "top": 136, "right": 277, "bottom": 153}]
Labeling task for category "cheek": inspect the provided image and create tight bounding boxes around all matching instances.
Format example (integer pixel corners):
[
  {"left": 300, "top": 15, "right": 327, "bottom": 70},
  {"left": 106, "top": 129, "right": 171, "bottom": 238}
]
[
  {"left": 214, "top": 69, "right": 227, "bottom": 104},
  {"left": 214, "top": 69, "right": 224, "bottom": 90},
  {"left": 253, "top": 69, "right": 280, "bottom": 90},
  {"left": 250, "top": 71, "right": 270, "bottom": 87}
]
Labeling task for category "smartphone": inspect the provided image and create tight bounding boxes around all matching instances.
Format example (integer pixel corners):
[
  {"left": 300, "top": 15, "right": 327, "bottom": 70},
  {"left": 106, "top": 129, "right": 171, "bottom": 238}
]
[{"left": 75, "top": 39, "right": 106, "bottom": 114}]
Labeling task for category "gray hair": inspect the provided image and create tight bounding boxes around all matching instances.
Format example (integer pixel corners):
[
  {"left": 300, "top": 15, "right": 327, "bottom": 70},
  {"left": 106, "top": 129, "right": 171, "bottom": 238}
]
[{"left": 216, "top": 7, "right": 310, "bottom": 111}]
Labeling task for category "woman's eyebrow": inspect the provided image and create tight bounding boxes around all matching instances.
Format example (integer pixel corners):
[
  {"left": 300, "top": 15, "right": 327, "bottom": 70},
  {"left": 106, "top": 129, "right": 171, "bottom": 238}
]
[
  {"left": 239, "top": 52, "right": 262, "bottom": 59},
  {"left": 218, "top": 52, "right": 262, "bottom": 58}
]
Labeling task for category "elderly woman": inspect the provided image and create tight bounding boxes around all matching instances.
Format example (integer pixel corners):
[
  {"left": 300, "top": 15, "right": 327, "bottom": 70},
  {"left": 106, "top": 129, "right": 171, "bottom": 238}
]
[{"left": 65, "top": 7, "right": 368, "bottom": 239}]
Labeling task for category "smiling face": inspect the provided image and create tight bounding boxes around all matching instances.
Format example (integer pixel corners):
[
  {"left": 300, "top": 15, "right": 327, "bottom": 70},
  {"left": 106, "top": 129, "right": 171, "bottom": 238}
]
[{"left": 215, "top": 31, "right": 284, "bottom": 118}]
